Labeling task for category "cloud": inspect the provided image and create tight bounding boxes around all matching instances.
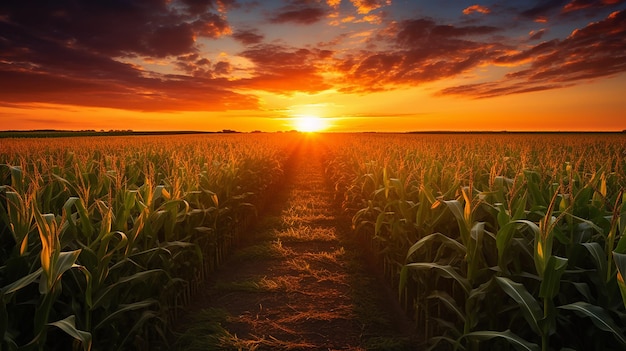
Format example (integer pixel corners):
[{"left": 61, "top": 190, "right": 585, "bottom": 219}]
[
  {"left": 332, "top": 18, "right": 502, "bottom": 92},
  {"left": 269, "top": 4, "right": 328, "bottom": 24},
  {"left": 349, "top": 0, "right": 392, "bottom": 15},
  {"left": 0, "top": 0, "right": 232, "bottom": 59},
  {"left": 0, "top": 0, "right": 263, "bottom": 111},
  {"left": 441, "top": 10, "right": 626, "bottom": 98},
  {"left": 463, "top": 5, "right": 491, "bottom": 15},
  {"left": 326, "top": 0, "right": 342, "bottom": 9},
  {"left": 438, "top": 82, "right": 564, "bottom": 99},
  {"left": 521, "top": 1, "right": 570, "bottom": 20},
  {"left": 520, "top": 0, "right": 624, "bottom": 22},
  {"left": 562, "top": 0, "right": 625, "bottom": 13},
  {"left": 335, "top": 8, "right": 626, "bottom": 99},
  {"left": 529, "top": 29, "right": 548, "bottom": 40},
  {"left": 1, "top": 0, "right": 624, "bottom": 114},
  {"left": 232, "top": 29, "right": 265, "bottom": 45},
  {"left": 175, "top": 53, "right": 213, "bottom": 77},
  {"left": 0, "top": 65, "right": 259, "bottom": 111},
  {"left": 238, "top": 44, "right": 333, "bottom": 93}
]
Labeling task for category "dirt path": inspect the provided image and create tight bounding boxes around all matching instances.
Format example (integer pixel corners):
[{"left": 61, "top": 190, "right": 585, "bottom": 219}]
[{"left": 173, "top": 137, "right": 414, "bottom": 350}]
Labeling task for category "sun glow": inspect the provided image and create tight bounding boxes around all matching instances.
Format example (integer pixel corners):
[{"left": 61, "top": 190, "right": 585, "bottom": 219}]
[{"left": 293, "top": 115, "right": 327, "bottom": 132}]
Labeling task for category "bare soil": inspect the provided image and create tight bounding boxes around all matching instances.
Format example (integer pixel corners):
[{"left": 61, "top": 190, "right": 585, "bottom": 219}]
[{"left": 173, "top": 137, "right": 415, "bottom": 350}]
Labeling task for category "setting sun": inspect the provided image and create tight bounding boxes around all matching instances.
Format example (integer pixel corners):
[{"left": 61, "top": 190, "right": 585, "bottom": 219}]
[
  {"left": 294, "top": 115, "right": 327, "bottom": 132},
  {"left": 1, "top": 2, "right": 625, "bottom": 132}
]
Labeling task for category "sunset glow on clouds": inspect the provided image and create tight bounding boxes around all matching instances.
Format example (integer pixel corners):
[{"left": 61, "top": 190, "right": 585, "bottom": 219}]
[{"left": 1, "top": 0, "right": 625, "bottom": 132}]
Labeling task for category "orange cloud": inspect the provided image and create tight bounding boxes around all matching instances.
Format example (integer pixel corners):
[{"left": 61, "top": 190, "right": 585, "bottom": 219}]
[
  {"left": 349, "top": 0, "right": 392, "bottom": 15},
  {"left": 441, "top": 10, "right": 626, "bottom": 98},
  {"left": 238, "top": 44, "right": 333, "bottom": 94},
  {"left": 326, "top": 0, "right": 342, "bottom": 8},
  {"left": 562, "top": 0, "right": 625, "bottom": 13},
  {"left": 529, "top": 29, "right": 547, "bottom": 40},
  {"left": 463, "top": 5, "right": 491, "bottom": 15}
]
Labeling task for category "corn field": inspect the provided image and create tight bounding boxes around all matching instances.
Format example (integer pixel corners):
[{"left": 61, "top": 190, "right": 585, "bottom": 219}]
[
  {"left": 3, "top": 132, "right": 626, "bottom": 351},
  {"left": 0, "top": 134, "right": 293, "bottom": 350},
  {"left": 324, "top": 133, "right": 626, "bottom": 351}
]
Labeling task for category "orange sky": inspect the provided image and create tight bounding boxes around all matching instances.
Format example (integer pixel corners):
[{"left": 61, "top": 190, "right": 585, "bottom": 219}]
[{"left": 1, "top": 1, "right": 625, "bottom": 132}]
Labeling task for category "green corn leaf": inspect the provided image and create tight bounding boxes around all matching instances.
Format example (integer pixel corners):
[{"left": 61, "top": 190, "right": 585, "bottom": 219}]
[
  {"left": 496, "top": 220, "right": 539, "bottom": 273},
  {"left": 405, "top": 262, "right": 471, "bottom": 294},
  {"left": 94, "top": 299, "right": 158, "bottom": 331},
  {"left": 91, "top": 269, "right": 165, "bottom": 309},
  {"left": 405, "top": 232, "right": 466, "bottom": 262},
  {"left": 459, "top": 330, "right": 539, "bottom": 351},
  {"left": 399, "top": 265, "right": 408, "bottom": 300},
  {"left": 1, "top": 268, "right": 43, "bottom": 295},
  {"left": 375, "top": 211, "right": 387, "bottom": 236},
  {"left": 581, "top": 242, "right": 607, "bottom": 280},
  {"left": 495, "top": 277, "right": 542, "bottom": 336},
  {"left": 48, "top": 315, "right": 92, "bottom": 351},
  {"left": 539, "top": 255, "right": 567, "bottom": 299},
  {"left": 496, "top": 203, "right": 510, "bottom": 228},
  {"left": 559, "top": 301, "right": 626, "bottom": 346},
  {"left": 427, "top": 336, "right": 461, "bottom": 351},
  {"left": 427, "top": 290, "right": 465, "bottom": 323},
  {"left": 2, "top": 190, "right": 31, "bottom": 255},
  {"left": 616, "top": 232, "right": 626, "bottom": 254},
  {"left": 613, "top": 252, "right": 626, "bottom": 309},
  {"left": 444, "top": 200, "right": 470, "bottom": 243},
  {"left": 117, "top": 310, "right": 160, "bottom": 350}
]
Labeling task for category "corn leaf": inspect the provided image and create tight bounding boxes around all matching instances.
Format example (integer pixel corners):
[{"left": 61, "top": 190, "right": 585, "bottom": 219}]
[
  {"left": 427, "top": 290, "right": 465, "bottom": 323},
  {"left": 538, "top": 255, "right": 567, "bottom": 299},
  {"left": 612, "top": 252, "right": 626, "bottom": 309},
  {"left": 94, "top": 299, "right": 157, "bottom": 331},
  {"left": 1, "top": 268, "right": 43, "bottom": 295},
  {"left": 582, "top": 242, "right": 607, "bottom": 279},
  {"left": 405, "top": 232, "right": 466, "bottom": 262},
  {"left": 405, "top": 262, "right": 471, "bottom": 294},
  {"left": 48, "top": 315, "right": 92, "bottom": 351},
  {"left": 495, "top": 277, "right": 542, "bottom": 336},
  {"left": 459, "top": 329, "right": 539, "bottom": 351},
  {"left": 559, "top": 301, "right": 626, "bottom": 345}
]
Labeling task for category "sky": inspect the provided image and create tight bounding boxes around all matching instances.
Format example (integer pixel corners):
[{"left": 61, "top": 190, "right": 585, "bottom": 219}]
[{"left": 1, "top": 0, "right": 625, "bottom": 132}]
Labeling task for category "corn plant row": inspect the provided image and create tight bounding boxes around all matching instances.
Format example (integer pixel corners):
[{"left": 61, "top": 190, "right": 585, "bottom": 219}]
[
  {"left": 323, "top": 133, "right": 626, "bottom": 351},
  {"left": 0, "top": 134, "right": 295, "bottom": 351}
]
